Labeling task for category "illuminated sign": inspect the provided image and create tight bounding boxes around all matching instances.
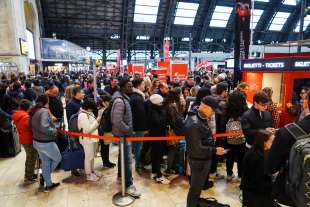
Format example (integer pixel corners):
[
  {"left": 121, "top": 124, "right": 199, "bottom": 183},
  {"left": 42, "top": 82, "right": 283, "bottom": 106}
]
[
  {"left": 19, "top": 38, "right": 28, "bottom": 56},
  {"left": 242, "top": 58, "right": 310, "bottom": 71}
]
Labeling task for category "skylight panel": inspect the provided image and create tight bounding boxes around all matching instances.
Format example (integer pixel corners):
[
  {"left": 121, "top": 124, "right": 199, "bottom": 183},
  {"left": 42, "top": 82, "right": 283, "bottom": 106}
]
[
  {"left": 250, "top": 9, "right": 264, "bottom": 29},
  {"left": 134, "top": 0, "right": 160, "bottom": 23},
  {"left": 294, "top": 15, "right": 310, "bottom": 32},
  {"left": 268, "top": 12, "right": 290, "bottom": 31},
  {"left": 283, "top": 0, "right": 296, "bottom": 5},
  {"left": 205, "top": 38, "right": 213, "bottom": 42},
  {"left": 255, "top": 0, "right": 269, "bottom": 2},
  {"left": 209, "top": 6, "right": 233, "bottom": 28},
  {"left": 110, "top": 34, "right": 120, "bottom": 39},
  {"left": 182, "top": 37, "right": 190, "bottom": 41},
  {"left": 174, "top": 2, "right": 199, "bottom": 26},
  {"left": 136, "top": 36, "right": 150, "bottom": 40}
]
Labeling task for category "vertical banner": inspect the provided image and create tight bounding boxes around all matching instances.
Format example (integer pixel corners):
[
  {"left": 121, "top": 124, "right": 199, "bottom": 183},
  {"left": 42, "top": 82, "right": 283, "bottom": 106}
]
[
  {"left": 164, "top": 40, "right": 170, "bottom": 61},
  {"left": 234, "top": 0, "right": 251, "bottom": 85}
]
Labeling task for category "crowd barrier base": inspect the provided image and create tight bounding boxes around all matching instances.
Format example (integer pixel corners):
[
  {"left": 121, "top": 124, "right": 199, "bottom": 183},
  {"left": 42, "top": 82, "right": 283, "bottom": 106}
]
[{"left": 112, "top": 137, "right": 135, "bottom": 206}]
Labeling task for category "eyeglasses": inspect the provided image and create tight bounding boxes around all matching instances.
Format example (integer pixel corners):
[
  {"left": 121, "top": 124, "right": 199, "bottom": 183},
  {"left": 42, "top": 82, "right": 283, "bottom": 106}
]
[{"left": 258, "top": 102, "right": 268, "bottom": 107}]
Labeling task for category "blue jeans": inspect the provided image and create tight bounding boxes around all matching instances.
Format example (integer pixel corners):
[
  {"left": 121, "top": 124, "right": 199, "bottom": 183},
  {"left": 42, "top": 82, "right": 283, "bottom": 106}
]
[
  {"left": 33, "top": 141, "right": 61, "bottom": 187},
  {"left": 118, "top": 137, "right": 133, "bottom": 188},
  {"left": 132, "top": 131, "right": 144, "bottom": 169}
]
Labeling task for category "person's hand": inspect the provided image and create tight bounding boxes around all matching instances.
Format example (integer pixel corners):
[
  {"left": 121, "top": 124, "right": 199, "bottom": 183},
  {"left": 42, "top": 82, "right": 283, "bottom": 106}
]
[
  {"left": 51, "top": 116, "right": 57, "bottom": 122},
  {"left": 272, "top": 171, "right": 279, "bottom": 177},
  {"left": 215, "top": 147, "right": 225, "bottom": 156},
  {"left": 96, "top": 116, "right": 101, "bottom": 123}
]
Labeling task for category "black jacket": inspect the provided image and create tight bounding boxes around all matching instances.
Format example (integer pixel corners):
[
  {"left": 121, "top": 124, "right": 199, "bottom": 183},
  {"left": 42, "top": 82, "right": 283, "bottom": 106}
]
[
  {"left": 66, "top": 98, "right": 82, "bottom": 123},
  {"left": 213, "top": 95, "right": 227, "bottom": 133},
  {"left": 167, "top": 103, "right": 184, "bottom": 136},
  {"left": 241, "top": 107, "right": 273, "bottom": 146},
  {"left": 130, "top": 91, "right": 147, "bottom": 131},
  {"left": 147, "top": 102, "right": 167, "bottom": 137},
  {"left": 23, "top": 89, "right": 37, "bottom": 102},
  {"left": 266, "top": 115, "right": 310, "bottom": 206},
  {"left": 184, "top": 109, "right": 215, "bottom": 161},
  {"left": 48, "top": 95, "right": 64, "bottom": 120},
  {"left": 241, "top": 148, "right": 272, "bottom": 195},
  {"left": 104, "top": 85, "right": 119, "bottom": 96}
]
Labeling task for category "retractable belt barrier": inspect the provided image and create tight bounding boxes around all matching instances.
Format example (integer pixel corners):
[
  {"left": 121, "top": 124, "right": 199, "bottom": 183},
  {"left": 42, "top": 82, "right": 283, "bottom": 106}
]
[{"left": 58, "top": 129, "right": 243, "bottom": 142}]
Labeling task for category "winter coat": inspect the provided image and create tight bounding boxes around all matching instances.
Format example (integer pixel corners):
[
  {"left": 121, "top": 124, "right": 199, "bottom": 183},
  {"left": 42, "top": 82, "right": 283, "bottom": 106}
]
[
  {"left": 48, "top": 95, "right": 64, "bottom": 120},
  {"left": 66, "top": 98, "right": 82, "bottom": 123},
  {"left": 184, "top": 109, "right": 215, "bottom": 161},
  {"left": 241, "top": 107, "right": 273, "bottom": 147},
  {"left": 111, "top": 91, "right": 133, "bottom": 137},
  {"left": 12, "top": 110, "right": 33, "bottom": 145},
  {"left": 23, "top": 89, "right": 37, "bottom": 102},
  {"left": 130, "top": 88, "right": 147, "bottom": 131},
  {"left": 104, "top": 85, "right": 119, "bottom": 96},
  {"left": 147, "top": 101, "right": 167, "bottom": 137},
  {"left": 30, "top": 108, "right": 57, "bottom": 143},
  {"left": 3, "top": 90, "right": 24, "bottom": 114},
  {"left": 167, "top": 103, "right": 184, "bottom": 135},
  {"left": 78, "top": 109, "right": 99, "bottom": 144}
]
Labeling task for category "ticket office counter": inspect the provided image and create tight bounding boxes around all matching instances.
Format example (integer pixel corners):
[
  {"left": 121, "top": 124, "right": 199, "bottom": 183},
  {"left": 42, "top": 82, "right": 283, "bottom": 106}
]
[{"left": 242, "top": 57, "right": 310, "bottom": 127}]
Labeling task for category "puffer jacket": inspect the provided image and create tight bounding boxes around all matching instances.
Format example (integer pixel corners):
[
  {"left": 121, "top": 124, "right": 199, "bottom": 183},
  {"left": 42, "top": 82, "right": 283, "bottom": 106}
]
[
  {"left": 184, "top": 109, "right": 215, "bottom": 161},
  {"left": 111, "top": 91, "right": 133, "bottom": 137},
  {"left": 12, "top": 110, "right": 33, "bottom": 145},
  {"left": 30, "top": 108, "right": 57, "bottom": 143},
  {"left": 78, "top": 109, "right": 99, "bottom": 144}
]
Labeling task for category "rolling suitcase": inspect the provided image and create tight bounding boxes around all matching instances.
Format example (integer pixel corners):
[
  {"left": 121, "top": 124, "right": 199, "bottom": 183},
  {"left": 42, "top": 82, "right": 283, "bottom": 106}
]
[{"left": 0, "top": 121, "right": 21, "bottom": 157}]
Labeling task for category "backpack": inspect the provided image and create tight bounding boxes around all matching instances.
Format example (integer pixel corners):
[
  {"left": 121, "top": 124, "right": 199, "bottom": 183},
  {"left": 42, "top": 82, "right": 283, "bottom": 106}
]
[
  {"left": 99, "top": 97, "right": 126, "bottom": 134},
  {"left": 68, "top": 112, "right": 81, "bottom": 139},
  {"left": 285, "top": 123, "right": 310, "bottom": 207},
  {"left": 226, "top": 118, "right": 245, "bottom": 145}
]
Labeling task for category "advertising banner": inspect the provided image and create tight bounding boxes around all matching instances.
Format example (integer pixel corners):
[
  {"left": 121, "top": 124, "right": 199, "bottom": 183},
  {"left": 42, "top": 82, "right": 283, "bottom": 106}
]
[
  {"left": 164, "top": 40, "right": 170, "bottom": 61},
  {"left": 234, "top": 0, "right": 251, "bottom": 84}
]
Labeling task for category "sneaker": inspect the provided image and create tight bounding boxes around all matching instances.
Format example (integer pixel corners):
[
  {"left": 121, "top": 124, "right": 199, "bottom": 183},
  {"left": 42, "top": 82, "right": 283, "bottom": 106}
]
[
  {"left": 102, "top": 162, "right": 116, "bottom": 169},
  {"left": 44, "top": 183, "right": 60, "bottom": 192},
  {"left": 150, "top": 173, "right": 157, "bottom": 180},
  {"left": 155, "top": 176, "right": 171, "bottom": 185},
  {"left": 164, "top": 169, "right": 177, "bottom": 176},
  {"left": 71, "top": 169, "right": 82, "bottom": 177},
  {"left": 203, "top": 181, "right": 214, "bottom": 190},
  {"left": 126, "top": 185, "right": 141, "bottom": 198},
  {"left": 136, "top": 167, "right": 144, "bottom": 175},
  {"left": 39, "top": 174, "right": 44, "bottom": 186},
  {"left": 86, "top": 173, "right": 99, "bottom": 182},
  {"left": 24, "top": 178, "right": 37, "bottom": 185},
  {"left": 209, "top": 173, "right": 225, "bottom": 180}
]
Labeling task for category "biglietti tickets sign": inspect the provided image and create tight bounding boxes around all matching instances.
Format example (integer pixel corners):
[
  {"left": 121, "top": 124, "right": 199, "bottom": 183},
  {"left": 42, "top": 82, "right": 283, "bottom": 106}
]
[{"left": 242, "top": 57, "right": 310, "bottom": 71}]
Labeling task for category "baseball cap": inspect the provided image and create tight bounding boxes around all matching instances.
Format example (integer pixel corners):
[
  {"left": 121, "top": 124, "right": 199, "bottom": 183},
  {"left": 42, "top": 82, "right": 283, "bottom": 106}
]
[
  {"left": 201, "top": 96, "right": 222, "bottom": 114},
  {"left": 150, "top": 94, "right": 164, "bottom": 106}
]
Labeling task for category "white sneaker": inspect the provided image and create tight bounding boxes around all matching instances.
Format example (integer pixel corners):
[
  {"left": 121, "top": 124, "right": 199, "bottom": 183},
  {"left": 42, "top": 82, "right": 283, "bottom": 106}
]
[
  {"left": 126, "top": 185, "right": 141, "bottom": 198},
  {"left": 155, "top": 176, "right": 170, "bottom": 185},
  {"left": 86, "top": 173, "right": 99, "bottom": 182},
  {"left": 150, "top": 173, "right": 156, "bottom": 180}
]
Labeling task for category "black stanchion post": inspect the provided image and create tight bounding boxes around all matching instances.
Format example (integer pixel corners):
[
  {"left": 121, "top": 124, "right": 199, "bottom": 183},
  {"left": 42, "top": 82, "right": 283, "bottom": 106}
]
[{"left": 112, "top": 137, "right": 135, "bottom": 206}]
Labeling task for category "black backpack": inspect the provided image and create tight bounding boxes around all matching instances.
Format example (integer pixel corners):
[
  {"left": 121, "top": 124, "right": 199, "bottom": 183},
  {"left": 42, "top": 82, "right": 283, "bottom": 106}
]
[
  {"left": 68, "top": 112, "right": 82, "bottom": 139},
  {"left": 285, "top": 123, "right": 310, "bottom": 207},
  {"left": 98, "top": 97, "right": 126, "bottom": 134}
]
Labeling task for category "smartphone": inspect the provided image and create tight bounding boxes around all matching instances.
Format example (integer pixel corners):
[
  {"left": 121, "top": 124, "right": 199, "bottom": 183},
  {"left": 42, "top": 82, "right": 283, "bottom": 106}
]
[{"left": 224, "top": 149, "right": 231, "bottom": 154}]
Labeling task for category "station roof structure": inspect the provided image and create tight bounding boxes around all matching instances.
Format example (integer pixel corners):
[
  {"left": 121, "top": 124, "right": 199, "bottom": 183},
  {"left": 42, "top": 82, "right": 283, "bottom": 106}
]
[{"left": 40, "top": 0, "right": 310, "bottom": 53}]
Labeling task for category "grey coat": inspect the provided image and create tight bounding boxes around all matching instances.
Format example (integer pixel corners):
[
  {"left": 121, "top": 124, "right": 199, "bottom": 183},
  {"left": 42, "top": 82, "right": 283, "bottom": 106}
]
[
  {"left": 30, "top": 108, "right": 57, "bottom": 142},
  {"left": 111, "top": 91, "right": 133, "bottom": 137}
]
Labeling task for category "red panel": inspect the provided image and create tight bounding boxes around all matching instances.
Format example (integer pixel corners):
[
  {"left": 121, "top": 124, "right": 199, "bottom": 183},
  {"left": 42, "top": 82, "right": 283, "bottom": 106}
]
[
  {"left": 133, "top": 65, "right": 144, "bottom": 77},
  {"left": 158, "top": 61, "right": 170, "bottom": 75},
  {"left": 264, "top": 52, "right": 310, "bottom": 58},
  {"left": 243, "top": 72, "right": 263, "bottom": 103},
  {"left": 171, "top": 63, "right": 188, "bottom": 81}
]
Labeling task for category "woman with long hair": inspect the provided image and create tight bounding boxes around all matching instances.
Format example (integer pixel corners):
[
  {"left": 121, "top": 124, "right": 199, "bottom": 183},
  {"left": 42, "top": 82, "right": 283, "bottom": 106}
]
[
  {"left": 225, "top": 90, "right": 249, "bottom": 182},
  {"left": 241, "top": 129, "right": 274, "bottom": 207},
  {"left": 30, "top": 94, "right": 61, "bottom": 192}
]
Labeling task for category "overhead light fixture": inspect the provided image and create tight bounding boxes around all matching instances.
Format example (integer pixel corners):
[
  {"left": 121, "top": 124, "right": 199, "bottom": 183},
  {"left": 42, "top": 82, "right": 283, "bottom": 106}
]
[
  {"left": 136, "top": 36, "right": 150, "bottom": 40},
  {"left": 182, "top": 37, "right": 190, "bottom": 41},
  {"left": 86, "top": 47, "right": 91, "bottom": 51},
  {"left": 111, "top": 34, "right": 120, "bottom": 39},
  {"left": 205, "top": 38, "right": 213, "bottom": 42}
]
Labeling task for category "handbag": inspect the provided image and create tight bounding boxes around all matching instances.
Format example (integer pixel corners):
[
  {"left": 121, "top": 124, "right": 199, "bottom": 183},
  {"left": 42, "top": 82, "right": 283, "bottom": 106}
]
[
  {"left": 167, "top": 126, "right": 178, "bottom": 146},
  {"left": 61, "top": 138, "right": 85, "bottom": 171}
]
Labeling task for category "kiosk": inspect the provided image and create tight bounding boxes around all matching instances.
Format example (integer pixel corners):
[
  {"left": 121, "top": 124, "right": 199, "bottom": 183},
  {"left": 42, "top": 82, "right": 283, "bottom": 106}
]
[{"left": 242, "top": 56, "right": 310, "bottom": 127}]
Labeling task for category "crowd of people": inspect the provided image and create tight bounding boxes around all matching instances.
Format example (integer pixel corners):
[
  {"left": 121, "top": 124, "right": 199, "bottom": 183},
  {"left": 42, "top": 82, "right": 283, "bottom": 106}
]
[{"left": 0, "top": 70, "right": 309, "bottom": 207}]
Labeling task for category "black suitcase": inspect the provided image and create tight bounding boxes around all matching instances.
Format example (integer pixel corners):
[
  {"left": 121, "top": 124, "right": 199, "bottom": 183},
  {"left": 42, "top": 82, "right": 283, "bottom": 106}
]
[{"left": 0, "top": 121, "right": 21, "bottom": 157}]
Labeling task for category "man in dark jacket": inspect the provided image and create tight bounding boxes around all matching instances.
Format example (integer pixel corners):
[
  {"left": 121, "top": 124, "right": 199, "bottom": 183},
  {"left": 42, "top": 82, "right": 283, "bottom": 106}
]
[
  {"left": 266, "top": 93, "right": 310, "bottom": 206},
  {"left": 210, "top": 82, "right": 228, "bottom": 179},
  {"left": 111, "top": 77, "right": 141, "bottom": 198},
  {"left": 157, "top": 81, "right": 169, "bottom": 98},
  {"left": 23, "top": 81, "right": 36, "bottom": 103},
  {"left": 241, "top": 91, "right": 274, "bottom": 149},
  {"left": 104, "top": 77, "right": 119, "bottom": 96},
  {"left": 130, "top": 78, "right": 147, "bottom": 174},
  {"left": 185, "top": 96, "right": 225, "bottom": 207},
  {"left": 45, "top": 82, "right": 63, "bottom": 121}
]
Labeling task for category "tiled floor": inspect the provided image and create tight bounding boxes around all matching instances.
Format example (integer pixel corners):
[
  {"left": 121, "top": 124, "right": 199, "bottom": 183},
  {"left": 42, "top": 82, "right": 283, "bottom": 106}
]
[{"left": 0, "top": 146, "right": 241, "bottom": 207}]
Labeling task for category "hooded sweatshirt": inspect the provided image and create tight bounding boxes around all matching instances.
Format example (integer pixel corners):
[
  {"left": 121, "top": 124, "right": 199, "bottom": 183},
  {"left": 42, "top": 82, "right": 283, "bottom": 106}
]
[{"left": 12, "top": 110, "right": 33, "bottom": 145}]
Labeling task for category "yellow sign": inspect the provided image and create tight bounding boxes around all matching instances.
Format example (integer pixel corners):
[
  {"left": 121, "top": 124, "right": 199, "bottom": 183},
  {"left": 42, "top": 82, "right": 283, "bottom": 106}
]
[{"left": 19, "top": 38, "right": 29, "bottom": 56}]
